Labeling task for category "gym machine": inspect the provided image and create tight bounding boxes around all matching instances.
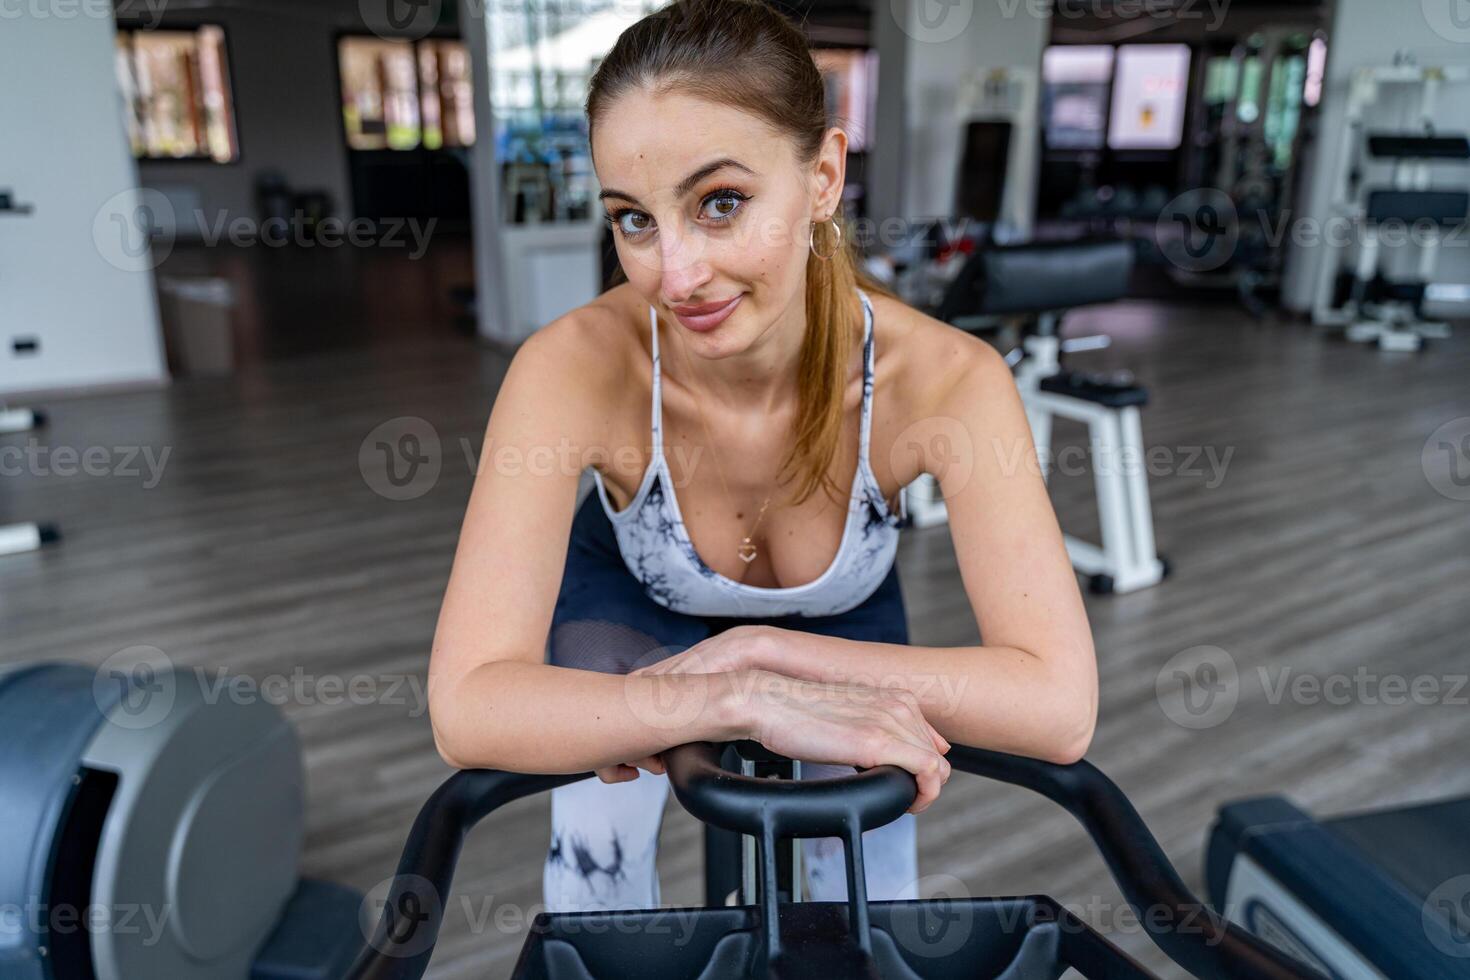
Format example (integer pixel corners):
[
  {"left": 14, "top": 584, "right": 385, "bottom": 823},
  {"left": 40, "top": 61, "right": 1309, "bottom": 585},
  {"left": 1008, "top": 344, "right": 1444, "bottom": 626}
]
[
  {"left": 349, "top": 740, "right": 1323, "bottom": 979},
  {"left": 0, "top": 660, "right": 363, "bottom": 980},
  {"left": 0, "top": 404, "right": 60, "bottom": 556},
  {"left": 1310, "top": 61, "right": 1470, "bottom": 351},
  {"left": 1209, "top": 791, "right": 1470, "bottom": 978},
  {"left": 911, "top": 239, "right": 1169, "bottom": 595}
]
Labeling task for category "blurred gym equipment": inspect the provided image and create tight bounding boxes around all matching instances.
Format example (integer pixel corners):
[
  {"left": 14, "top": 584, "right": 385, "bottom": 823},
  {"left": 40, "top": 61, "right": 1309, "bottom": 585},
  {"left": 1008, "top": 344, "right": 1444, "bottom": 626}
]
[
  {"left": 0, "top": 660, "right": 362, "bottom": 980},
  {"left": 1311, "top": 60, "right": 1470, "bottom": 350},
  {"left": 917, "top": 239, "right": 1169, "bottom": 595},
  {"left": 0, "top": 405, "right": 60, "bottom": 556},
  {"left": 1209, "top": 792, "right": 1470, "bottom": 979}
]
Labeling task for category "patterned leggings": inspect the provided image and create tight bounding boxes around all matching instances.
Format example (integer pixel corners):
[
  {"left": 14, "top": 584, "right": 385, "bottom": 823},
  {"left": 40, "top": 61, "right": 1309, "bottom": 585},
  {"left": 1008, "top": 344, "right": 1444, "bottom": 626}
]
[{"left": 544, "top": 492, "right": 917, "bottom": 912}]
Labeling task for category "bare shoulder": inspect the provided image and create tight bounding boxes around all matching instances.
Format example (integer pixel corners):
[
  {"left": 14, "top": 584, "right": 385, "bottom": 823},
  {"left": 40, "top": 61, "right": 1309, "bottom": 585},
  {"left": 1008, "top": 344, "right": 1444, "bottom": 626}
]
[
  {"left": 865, "top": 289, "right": 1014, "bottom": 420},
  {"left": 497, "top": 284, "right": 647, "bottom": 441}
]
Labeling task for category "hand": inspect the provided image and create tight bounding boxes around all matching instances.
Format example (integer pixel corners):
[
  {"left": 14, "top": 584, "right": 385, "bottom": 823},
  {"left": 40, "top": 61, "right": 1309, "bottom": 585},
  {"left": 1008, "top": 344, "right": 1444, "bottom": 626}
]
[
  {"left": 732, "top": 669, "right": 952, "bottom": 814},
  {"left": 630, "top": 624, "right": 771, "bottom": 678},
  {"left": 594, "top": 753, "right": 666, "bottom": 784}
]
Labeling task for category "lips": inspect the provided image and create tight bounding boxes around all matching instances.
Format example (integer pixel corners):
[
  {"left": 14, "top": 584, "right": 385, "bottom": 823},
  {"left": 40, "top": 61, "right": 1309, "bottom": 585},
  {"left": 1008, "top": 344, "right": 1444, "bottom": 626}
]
[{"left": 671, "top": 293, "right": 744, "bottom": 332}]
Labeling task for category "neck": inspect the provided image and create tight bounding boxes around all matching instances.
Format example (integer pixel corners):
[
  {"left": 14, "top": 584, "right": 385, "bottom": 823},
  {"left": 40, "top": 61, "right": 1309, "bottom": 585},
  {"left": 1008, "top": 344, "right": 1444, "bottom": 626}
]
[{"left": 661, "top": 288, "right": 809, "bottom": 417}]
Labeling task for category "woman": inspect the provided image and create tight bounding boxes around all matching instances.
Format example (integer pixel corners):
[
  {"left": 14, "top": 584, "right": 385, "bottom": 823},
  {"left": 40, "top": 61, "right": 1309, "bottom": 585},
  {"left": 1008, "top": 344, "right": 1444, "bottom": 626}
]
[{"left": 427, "top": 0, "right": 1097, "bottom": 914}]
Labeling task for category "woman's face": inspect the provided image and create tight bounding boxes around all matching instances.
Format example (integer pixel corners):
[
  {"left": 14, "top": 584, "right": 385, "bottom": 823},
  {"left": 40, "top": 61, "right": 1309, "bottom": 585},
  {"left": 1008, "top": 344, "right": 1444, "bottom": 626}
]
[{"left": 592, "top": 87, "right": 845, "bottom": 355}]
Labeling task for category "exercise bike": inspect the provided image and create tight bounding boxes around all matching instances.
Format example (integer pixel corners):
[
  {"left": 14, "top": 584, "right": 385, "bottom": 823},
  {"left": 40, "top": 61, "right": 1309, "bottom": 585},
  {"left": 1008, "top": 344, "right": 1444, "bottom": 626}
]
[{"left": 346, "top": 740, "right": 1324, "bottom": 979}]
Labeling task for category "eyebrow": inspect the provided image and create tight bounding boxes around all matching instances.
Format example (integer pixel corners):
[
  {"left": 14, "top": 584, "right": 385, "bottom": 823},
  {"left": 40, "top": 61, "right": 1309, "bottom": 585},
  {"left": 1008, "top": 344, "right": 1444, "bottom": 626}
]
[{"left": 598, "top": 157, "right": 757, "bottom": 207}]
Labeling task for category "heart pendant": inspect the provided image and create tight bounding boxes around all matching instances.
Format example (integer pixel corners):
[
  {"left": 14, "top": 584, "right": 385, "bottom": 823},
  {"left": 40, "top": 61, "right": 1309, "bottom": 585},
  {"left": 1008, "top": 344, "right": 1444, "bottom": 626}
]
[{"left": 737, "top": 541, "right": 757, "bottom": 564}]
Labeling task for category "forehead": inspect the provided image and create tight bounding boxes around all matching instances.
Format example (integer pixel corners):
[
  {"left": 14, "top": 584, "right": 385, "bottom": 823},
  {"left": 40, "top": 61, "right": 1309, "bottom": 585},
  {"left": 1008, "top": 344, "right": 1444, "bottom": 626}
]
[{"left": 592, "top": 88, "right": 788, "bottom": 193}]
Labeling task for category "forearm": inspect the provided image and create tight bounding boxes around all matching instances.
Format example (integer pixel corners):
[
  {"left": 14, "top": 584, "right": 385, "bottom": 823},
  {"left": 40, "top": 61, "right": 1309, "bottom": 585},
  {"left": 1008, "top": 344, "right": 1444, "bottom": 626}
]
[
  {"left": 751, "top": 630, "right": 1097, "bottom": 764},
  {"left": 430, "top": 659, "right": 751, "bottom": 773}
]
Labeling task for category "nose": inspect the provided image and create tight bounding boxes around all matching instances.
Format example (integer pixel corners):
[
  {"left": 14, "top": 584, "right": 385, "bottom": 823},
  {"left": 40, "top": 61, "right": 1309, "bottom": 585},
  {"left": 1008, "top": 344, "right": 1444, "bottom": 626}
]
[{"left": 654, "top": 220, "right": 713, "bottom": 304}]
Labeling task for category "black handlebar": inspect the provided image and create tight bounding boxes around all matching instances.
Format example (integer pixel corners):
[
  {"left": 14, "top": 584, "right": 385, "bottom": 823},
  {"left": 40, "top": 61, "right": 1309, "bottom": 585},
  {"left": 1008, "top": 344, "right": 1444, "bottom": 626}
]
[
  {"left": 945, "top": 745, "right": 1324, "bottom": 980},
  {"left": 662, "top": 740, "right": 915, "bottom": 838},
  {"left": 345, "top": 744, "right": 1326, "bottom": 980},
  {"left": 343, "top": 768, "right": 588, "bottom": 980}
]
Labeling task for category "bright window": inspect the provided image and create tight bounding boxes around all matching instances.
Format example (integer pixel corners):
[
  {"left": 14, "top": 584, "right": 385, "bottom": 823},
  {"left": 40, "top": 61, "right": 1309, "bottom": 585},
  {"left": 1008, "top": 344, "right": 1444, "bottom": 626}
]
[
  {"left": 339, "top": 36, "right": 476, "bottom": 151},
  {"left": 1043, "top": 45, "right": 1114, "bottom": 150},
  {"left": 115, "top": 25, "right": 238, "bottom": 162},
  {"left": 1107, "top": 44, "right": 1191, "bottom": 151}
]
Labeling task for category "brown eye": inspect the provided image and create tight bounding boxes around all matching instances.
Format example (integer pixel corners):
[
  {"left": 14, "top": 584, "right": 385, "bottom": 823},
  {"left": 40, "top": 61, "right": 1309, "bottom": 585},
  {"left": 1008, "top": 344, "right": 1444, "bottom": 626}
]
[{"left": 701, "top": 190, "right": 746, "bottom": 222}]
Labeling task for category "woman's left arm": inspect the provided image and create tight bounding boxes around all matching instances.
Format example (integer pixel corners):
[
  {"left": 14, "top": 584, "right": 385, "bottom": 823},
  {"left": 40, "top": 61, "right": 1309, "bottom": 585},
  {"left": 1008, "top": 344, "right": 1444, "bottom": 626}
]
[{"left": 638, "top": 337, "right": 1098, "bottom": 765}]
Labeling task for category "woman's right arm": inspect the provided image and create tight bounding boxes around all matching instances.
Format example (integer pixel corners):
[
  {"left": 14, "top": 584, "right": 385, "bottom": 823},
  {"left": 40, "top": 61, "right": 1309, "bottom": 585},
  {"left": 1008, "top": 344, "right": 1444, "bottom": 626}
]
[{"left": 427, "top": 311, "right": 739, "bottom": 774}]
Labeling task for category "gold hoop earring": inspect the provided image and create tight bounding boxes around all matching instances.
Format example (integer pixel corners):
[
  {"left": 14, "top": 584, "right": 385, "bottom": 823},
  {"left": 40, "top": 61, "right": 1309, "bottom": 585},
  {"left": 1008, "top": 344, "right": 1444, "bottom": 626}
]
[{"left": 809, "top": 217, "right": 841, "bottom": 260}]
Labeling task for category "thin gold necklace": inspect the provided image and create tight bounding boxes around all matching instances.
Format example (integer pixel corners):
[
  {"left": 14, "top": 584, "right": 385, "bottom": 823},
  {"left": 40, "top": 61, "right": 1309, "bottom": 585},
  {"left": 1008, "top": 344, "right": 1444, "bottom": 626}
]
[{"left": 666, "top": 317, "right": 775, "bottom": 567}]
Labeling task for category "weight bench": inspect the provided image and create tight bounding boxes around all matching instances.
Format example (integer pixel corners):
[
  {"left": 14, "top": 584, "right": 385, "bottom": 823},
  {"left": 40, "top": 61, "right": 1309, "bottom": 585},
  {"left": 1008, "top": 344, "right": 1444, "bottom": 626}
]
[{"left": 912, "top": 239, "right": 1168, "bottom": 595}]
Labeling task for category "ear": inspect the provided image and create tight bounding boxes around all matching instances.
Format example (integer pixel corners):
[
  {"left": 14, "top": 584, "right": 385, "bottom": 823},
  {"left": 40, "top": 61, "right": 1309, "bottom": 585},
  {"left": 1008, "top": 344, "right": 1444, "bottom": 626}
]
[{"left": 810, "top": 126, "right": 849, "bottom": 220}]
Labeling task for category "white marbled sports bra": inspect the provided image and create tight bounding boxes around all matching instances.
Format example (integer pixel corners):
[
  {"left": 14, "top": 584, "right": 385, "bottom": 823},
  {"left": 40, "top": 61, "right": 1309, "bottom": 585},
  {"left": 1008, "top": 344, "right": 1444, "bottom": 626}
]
[{"left": 589, "top": 288, "right": 905, "bottom": 618}]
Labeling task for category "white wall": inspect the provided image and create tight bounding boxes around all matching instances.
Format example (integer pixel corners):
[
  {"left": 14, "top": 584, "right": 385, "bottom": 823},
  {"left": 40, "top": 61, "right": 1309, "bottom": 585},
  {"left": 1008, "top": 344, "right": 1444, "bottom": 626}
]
[
  {"left": 870, "top": 0, "right": 1050, "bottom": 232},
  {"left": 0, "top": 7, "right": 166, "bottom": 397},
  {"left": 1282, "top": 0, "right": 1470, "bottom": 313}
]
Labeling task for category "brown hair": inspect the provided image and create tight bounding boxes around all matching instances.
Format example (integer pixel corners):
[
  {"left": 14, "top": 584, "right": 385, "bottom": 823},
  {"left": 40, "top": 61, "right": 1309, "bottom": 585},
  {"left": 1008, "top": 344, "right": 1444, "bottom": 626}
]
[{"left": 586, "top": 0, "right": 900, "bottom": 507}]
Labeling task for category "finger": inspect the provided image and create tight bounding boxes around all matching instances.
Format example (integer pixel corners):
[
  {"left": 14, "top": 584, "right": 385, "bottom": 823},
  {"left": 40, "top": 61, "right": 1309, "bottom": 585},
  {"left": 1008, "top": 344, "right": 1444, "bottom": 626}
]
[
  {"left": 597, "top": 764, "right": 638, "bottom": 783},
  {"left": 865, "top": 731, "right": 946, "bottom": 813},
  {"left": 873, "top": 701, "right": 946, "bottom": 764}
]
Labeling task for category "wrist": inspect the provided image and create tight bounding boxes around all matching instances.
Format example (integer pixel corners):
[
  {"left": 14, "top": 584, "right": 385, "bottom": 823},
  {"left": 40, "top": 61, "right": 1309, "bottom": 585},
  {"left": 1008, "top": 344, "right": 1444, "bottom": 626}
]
[
  {"left": 738, "top": 624, "right": 783, "bottom": 674},
  {"left": 709, "top": 668, "right": 765, "bottom": 742}
]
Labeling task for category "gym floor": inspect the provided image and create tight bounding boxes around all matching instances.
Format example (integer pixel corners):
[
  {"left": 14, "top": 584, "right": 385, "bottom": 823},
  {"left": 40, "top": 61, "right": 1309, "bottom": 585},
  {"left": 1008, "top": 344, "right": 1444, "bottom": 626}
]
[{"left": 4, "top": 301, "right": 1468, "bottom": 979}]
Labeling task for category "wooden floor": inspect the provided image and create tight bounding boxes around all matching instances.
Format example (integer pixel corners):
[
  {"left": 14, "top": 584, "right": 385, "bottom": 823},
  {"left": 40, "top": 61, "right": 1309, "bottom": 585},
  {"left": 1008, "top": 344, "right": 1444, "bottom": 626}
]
[{"left": 4, "top": 300, "right": 1469, "bottom": 979}]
